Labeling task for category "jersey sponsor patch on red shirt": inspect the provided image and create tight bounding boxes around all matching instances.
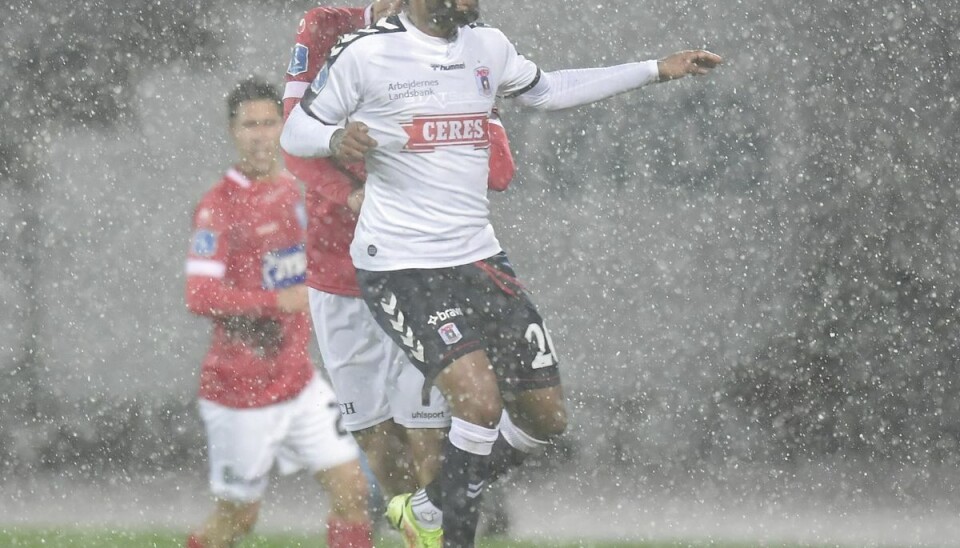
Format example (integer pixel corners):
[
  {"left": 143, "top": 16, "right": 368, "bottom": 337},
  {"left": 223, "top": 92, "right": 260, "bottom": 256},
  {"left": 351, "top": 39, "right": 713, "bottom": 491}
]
[
  {"left": 262, "top": 243, "right": 307, "bottom": 290},
  {"left": 401, "top": 113, "right": 489, "bottom": 152},
  {"left": 192, "top": 229, "right": 218, "bottom": 257},
  {"left": 287, "top": 43, "right": 309, "bottom": 76}
]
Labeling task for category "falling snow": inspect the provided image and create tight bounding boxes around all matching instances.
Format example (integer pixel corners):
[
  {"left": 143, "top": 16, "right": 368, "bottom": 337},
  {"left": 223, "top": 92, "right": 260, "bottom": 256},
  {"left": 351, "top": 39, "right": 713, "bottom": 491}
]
[{"left": 1, "top": 0, "right": 959, "bottom": 545}]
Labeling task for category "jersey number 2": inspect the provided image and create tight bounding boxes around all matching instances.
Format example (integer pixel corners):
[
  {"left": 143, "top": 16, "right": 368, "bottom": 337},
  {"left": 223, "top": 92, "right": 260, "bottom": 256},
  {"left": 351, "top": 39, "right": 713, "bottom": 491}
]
[
  {"left": 327, "top": 401, "right": 348, "bottom": 437},
  {"left": 525, "top": 323, "right": 557, "bottom": 369}
]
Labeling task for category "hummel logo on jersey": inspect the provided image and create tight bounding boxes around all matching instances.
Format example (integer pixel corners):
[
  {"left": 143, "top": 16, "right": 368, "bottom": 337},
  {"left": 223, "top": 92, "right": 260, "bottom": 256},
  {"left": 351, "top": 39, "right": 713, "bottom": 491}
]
[
  {"left": 467, "top": 481, "right": 485, "bottom": 499},
  {"left": 380, "top": 293, "right": 426, "bottom": 362},
  {"left": 431, "top": 62, "right": 465, "bottom": 71},
  {"left": 401, "top": 113, "right": 489, "bottom": 152}
]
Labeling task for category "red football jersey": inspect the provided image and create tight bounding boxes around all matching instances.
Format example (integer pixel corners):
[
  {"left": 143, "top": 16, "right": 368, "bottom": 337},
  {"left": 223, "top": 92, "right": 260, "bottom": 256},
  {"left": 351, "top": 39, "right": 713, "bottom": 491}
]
[
  {"left": 282, "top": 6, "right": 515, "bottom": 297},
  {"left": 185, "top": 168, "right": 314, "bottom": 408},
  {"left": 283, "top": 6, "right": 370, "bottom": 297}
]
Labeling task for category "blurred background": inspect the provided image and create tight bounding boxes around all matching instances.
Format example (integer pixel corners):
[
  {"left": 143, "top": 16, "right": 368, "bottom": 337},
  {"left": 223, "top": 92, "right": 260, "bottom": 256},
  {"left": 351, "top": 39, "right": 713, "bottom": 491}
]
[{"left": 1, "top": 0, "right": 959, "bottom": 544}]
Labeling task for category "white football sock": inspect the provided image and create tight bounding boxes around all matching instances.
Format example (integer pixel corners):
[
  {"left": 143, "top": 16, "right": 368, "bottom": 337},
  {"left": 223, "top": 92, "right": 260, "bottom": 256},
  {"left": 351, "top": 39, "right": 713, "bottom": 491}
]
[
  {"left": 499, "top": 409, "right": 549, "bottom": 454},
  {"left": 410, "top": 488, "right": 442, "bottom": 529}
]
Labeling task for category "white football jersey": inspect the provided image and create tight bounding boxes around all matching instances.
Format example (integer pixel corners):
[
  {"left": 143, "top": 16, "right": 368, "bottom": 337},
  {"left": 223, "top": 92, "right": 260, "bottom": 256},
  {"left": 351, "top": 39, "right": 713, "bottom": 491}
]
[{"left": 301, "top": 13, "right": 539, "bottom": 271}]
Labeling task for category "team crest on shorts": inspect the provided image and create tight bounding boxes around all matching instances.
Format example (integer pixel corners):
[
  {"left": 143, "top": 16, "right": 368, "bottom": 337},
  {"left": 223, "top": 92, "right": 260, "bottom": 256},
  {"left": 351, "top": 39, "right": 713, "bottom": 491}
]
[
  {"left": 475, "top": 66, "right": 492, "bottom": 97},
  {"left": 438, "top": 322, "right": 463, "bottom": 345}
]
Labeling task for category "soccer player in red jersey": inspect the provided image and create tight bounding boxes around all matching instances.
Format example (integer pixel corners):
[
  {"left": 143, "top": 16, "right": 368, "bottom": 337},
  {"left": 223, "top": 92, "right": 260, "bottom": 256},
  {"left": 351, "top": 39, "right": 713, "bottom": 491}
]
[
  {"left": 184, "top": 78, "right": 372, "bottom": 548},
  {"left": 279, "top": 0, "right": 517, "bottom": 517}
]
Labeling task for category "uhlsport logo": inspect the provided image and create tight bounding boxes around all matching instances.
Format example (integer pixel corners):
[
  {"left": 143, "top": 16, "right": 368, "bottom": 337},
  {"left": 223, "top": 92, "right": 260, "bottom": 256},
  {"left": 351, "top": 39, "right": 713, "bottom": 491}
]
[
  {"left": 411, "top": 411, "right": 446, "bottom": 420},
  {"left": 401, "top": 113, "right": 489, "bottom": 152}
]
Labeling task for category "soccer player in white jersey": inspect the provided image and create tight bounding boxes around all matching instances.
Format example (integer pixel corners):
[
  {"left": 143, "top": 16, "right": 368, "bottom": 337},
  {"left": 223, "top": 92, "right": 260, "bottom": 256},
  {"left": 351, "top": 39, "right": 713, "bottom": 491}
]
[
  {"left": 281, "top": 1, "right": 722, "bottom": 545},
  {"left": 281, "top": 2, "right": 518, "bottom": 512}
]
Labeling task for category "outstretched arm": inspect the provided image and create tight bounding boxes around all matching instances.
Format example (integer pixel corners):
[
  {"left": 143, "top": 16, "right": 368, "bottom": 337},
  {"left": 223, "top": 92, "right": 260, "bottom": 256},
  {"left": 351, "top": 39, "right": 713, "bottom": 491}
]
[
  {"left": 656, "top": 50, "right": 724, "bottom": 81},
  {"left": 186, "top": 277, "right": 308, "bottom": 317},
  {"left": 513, "top": 50, "right": 722, "bottom": 111}
]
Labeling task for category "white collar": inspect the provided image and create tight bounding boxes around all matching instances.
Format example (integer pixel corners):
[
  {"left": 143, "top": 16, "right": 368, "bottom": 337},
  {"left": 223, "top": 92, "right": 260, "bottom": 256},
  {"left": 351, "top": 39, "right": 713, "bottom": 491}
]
[
  {"left": 364, "top": 4, "right": 373, "bottom": 26},
  {"left": 399, "top": 11, "right": 461, "bottom": 45},
  {"left": 225, "top": 167, "right": 252, "bottom": 188}
]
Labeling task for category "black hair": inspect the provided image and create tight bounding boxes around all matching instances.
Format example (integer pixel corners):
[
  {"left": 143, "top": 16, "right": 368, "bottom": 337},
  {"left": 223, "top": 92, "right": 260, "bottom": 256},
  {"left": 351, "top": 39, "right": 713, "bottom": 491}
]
[{"left": 226, "top": 77, "right": 282, "bottom": 122}]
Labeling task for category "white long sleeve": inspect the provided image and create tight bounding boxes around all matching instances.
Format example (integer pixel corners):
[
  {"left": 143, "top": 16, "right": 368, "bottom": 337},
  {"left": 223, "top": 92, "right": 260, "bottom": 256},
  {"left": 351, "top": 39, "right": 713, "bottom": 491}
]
[
  {"left": 280, "top": 104, "right": 342, "bottom": 158},
  {"left": 513, "top": 60, "right": 660, "bottom": 111}
]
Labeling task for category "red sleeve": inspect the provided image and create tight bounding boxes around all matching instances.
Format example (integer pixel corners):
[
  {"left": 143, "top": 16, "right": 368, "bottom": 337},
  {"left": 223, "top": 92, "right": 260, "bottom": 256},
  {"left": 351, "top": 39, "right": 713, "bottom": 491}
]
[
  {"left": 283, "top": 6, "right": 368, "bottom": 206},
  {"left": 281, "top": 155, "right": 361, "bottom": 207},
  {"left": 285, "top": 7, "right": 367, "bottom": 85},
  {"left": 186, "top": 278, "right": 278, "bottom": 317},
  {"left": 185, "top": 194, "right": 278, "bottom": 317},
  {"left": 487, "top": 120, "right": 515, "bottom": 192}
]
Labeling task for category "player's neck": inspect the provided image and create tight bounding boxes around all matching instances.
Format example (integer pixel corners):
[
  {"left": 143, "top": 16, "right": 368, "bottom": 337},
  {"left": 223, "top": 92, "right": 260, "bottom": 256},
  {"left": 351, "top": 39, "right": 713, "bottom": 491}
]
[
  {"left": 235, "top": 161, "right": 279, "bottom": 183},
  {"left": 405, "top": 9, "right": 459, "bottom": 40}
]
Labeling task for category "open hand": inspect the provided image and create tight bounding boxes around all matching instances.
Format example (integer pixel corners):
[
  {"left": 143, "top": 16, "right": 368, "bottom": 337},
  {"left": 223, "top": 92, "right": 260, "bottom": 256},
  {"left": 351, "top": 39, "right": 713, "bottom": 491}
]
[
  {"left": 347, "top": 187, "right": 365, "bottom": 213},
  {"left": 276, "top": 285, "right": 309, "bottom": 313},
  {"left": 657, "top": 50, "right": 723, "bottom": 81}
]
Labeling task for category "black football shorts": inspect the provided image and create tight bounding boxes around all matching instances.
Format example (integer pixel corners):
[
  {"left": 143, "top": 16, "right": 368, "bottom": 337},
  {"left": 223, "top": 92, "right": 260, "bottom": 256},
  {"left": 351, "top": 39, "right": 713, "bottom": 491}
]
[{"left": 357, "top": 252, "right": 561, "bottom": 403}]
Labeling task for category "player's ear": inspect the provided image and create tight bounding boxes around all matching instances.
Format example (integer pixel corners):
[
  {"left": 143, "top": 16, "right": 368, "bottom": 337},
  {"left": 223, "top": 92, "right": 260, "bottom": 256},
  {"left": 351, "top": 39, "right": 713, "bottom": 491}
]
[{"left": 227, "top": 118, "right": 243, "bottom": 143}]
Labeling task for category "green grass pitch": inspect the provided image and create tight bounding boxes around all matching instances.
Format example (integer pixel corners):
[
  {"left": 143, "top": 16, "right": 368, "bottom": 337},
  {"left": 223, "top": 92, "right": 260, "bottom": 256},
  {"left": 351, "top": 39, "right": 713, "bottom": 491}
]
[{"left": 0, "top": 528, "right": 814, "bottom": 547}]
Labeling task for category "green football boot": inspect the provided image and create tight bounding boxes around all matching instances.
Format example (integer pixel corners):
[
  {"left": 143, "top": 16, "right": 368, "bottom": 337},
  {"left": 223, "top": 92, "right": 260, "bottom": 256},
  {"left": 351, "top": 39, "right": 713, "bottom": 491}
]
[{"left": 386, "top": 493, "right": 443, "bottom": 548}]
